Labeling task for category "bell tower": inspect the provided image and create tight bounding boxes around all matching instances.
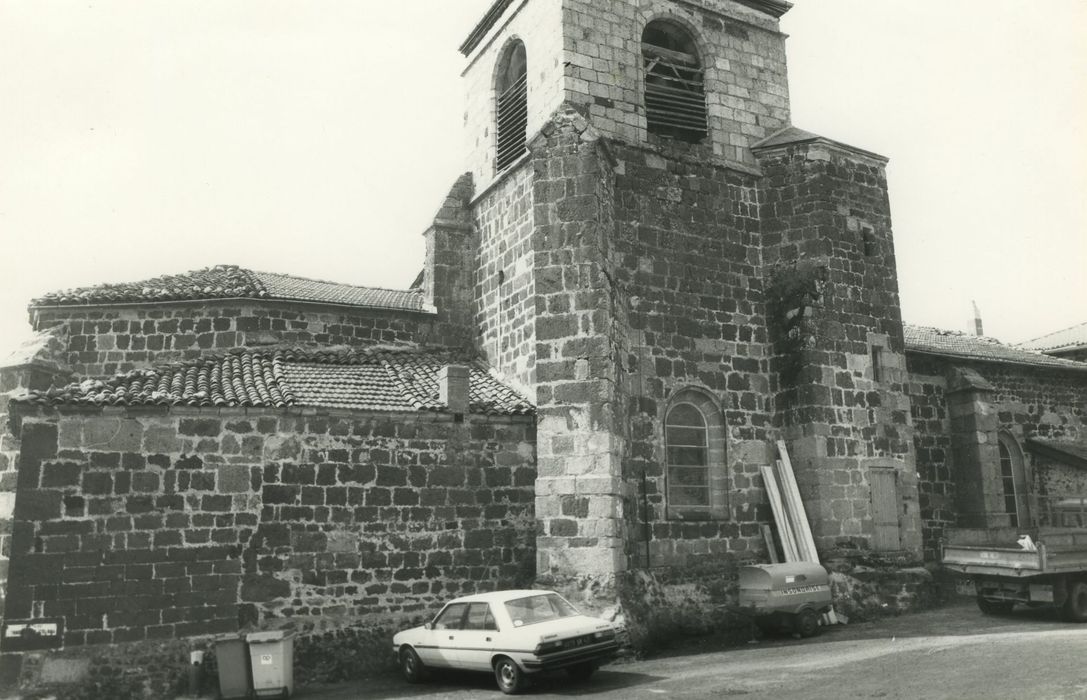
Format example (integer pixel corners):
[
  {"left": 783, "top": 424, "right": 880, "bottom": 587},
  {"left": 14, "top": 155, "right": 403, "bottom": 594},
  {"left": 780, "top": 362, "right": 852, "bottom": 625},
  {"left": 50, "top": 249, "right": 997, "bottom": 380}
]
[{"left": 460, "top": 0, "right": 793, "bottom": 192}]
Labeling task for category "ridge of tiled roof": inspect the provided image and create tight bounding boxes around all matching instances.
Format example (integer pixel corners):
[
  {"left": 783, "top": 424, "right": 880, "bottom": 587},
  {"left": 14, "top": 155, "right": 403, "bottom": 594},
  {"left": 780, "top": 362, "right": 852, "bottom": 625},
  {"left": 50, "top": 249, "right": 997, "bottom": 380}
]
[
  {"left": 904, "top": 324, "right": 1087, "bottom": 372},
  {"left": 1017, "top": 321, "right": 1087, "bottom": 354},
  {"left": 15, "top": 346, "right": 534, "bottom": 416},
  {"left": 30, "top": 265, "right": 426, "bottom": 312}
]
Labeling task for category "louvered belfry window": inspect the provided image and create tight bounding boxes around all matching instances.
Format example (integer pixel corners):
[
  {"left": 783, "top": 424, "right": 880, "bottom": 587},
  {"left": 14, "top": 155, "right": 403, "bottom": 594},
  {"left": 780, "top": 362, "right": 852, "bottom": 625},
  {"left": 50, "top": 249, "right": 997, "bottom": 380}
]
[
  {"left": 643, "top": 21, "right": 707, "bottom": 142},
  {"left": 495, "top": 41, "right": 528, "bottom": 172}
]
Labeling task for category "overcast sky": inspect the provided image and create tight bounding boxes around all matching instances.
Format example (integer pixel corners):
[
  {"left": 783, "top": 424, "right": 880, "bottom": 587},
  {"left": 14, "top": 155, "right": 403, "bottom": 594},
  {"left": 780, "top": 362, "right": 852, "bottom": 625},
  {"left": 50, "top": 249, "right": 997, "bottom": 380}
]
[{"left": 1, "top": 0, "right": 1084, "bottom": 355}]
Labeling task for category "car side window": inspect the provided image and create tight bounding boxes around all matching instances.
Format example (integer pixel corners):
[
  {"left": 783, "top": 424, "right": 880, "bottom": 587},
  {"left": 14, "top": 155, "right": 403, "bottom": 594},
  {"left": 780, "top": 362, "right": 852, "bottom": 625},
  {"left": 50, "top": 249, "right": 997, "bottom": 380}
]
[
  {"left": 464, "top": 603, "right": 491, "bottom": 630},
  {"left": 483, "top": 608, "right": 498, "bottom": 632},
  {"left": 433, "top": 603, "right": 468, "bottom": 630}
]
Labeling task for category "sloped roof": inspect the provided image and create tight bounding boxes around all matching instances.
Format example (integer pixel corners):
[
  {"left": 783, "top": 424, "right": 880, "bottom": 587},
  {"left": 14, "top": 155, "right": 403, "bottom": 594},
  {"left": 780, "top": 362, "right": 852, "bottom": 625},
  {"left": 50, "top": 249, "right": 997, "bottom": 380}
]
[
  {"left": 1017, "top": 322, "right": 1087, "bottom": 354},
  {"left": 1026, "top": 439, "right": 1087, "bottom": 469},
  {"left": 751, "top": 125, "right": 888, "bottom": 163},
  {"left": 15, "top": 346, "right": 534, "bottom": 416},
  {"left": 31, "top": 265, "right": 426, "bottom": 312},
  {"left": 905, "top": 324, "right": 1087, "bottom": 372}
]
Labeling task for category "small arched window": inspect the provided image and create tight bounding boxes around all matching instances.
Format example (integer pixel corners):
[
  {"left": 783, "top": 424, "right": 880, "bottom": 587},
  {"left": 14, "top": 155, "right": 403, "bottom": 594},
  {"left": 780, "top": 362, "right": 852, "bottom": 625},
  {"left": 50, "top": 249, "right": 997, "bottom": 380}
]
[
  {"left": 495, "top": 40, "right": 528, "bottom": 172},
  {"left": 997, "top": 433, "right": 1030, "bottom": 527},
  {"left": 664, "top": 389, "right": 727, "bottom": 519},
  {"left": 642, "top": 21, "right": 707, "bottom": 143}
]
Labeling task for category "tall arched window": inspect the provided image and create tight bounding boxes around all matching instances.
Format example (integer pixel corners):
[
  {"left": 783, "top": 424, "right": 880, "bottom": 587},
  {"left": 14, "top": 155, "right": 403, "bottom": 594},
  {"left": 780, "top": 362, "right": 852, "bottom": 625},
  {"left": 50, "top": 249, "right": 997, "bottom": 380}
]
[
  {"left": 664, "top": 389, "right": 727, "bottom": 519},
  {"left": 642, "top": 20, "right": 707, "bottom": 143},
  {"left": 997, "top": 433, "right": 1030, "bottom": 527},
  {"left": 495, "top": 40, "right": 528, "bottom": 172}
]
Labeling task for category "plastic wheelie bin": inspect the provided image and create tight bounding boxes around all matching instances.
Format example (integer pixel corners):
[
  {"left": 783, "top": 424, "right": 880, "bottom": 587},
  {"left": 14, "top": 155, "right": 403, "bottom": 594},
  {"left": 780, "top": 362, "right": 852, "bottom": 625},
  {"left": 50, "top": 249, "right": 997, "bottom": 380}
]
[
  {"left": 214, "top": 635, "right": 253, "bottom": 700},
  {"left": 246, "top": 630, "right": 296, "bottom": 698}
]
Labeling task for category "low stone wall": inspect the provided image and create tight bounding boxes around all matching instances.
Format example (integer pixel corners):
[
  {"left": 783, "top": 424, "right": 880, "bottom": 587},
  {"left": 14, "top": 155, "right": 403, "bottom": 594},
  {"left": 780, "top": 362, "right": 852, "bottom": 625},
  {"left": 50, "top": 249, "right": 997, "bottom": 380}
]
[{"left": 2, "top": 406, "right": 536, "bottom": 695}]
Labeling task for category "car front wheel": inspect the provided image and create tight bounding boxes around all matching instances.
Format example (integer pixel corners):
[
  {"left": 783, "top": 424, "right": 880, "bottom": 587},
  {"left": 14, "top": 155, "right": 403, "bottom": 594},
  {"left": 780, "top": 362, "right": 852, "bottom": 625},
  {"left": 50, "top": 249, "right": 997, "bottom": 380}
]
[
  {"left": 494, "top": 656, "right": 526, "bottom": 695},
  {"left": 399, "top": 646, "right": 427, "bottom": 683}
]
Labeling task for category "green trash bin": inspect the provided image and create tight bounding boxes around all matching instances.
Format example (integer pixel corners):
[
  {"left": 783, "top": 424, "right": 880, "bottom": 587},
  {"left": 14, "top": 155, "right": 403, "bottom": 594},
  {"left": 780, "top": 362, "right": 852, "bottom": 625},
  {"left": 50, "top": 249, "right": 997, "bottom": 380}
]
[
  {"left": 214, "top": 635, "right": 253, "bottom": 700},
  {"left": 246, "top": 630, "right": 295, "bottom": 698}
]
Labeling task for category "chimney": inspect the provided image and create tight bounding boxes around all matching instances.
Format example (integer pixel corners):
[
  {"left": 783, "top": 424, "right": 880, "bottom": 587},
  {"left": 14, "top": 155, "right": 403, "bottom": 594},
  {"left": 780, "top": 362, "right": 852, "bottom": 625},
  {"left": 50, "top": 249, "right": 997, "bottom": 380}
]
[
  {"left": 439, "top": 365, "right": 470, "bottom": 416},
  {"left": 972, "top": 300, "right": 984, "bottom": 336}
]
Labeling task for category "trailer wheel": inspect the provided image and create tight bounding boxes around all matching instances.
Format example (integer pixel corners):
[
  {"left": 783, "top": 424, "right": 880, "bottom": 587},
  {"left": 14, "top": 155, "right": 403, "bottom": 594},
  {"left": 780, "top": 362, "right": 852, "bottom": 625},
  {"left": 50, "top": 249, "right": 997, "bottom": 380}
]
[
  {"left": 1063, "top": 581, "right": 1087, "bottom": 622},
  {"left": 794, "top": 608, "right": 820, "bottom": 638},
  {"left": 976, "top": 597, "right": 1014, "bottom": 615}
]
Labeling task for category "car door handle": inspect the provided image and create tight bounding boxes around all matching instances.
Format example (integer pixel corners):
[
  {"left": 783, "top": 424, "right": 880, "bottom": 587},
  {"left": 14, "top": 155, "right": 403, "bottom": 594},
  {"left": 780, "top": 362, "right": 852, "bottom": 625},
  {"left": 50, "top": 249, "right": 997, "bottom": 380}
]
[
  {"left": 448, "top": 635, "right": 454, "bottom": 640},
  {"left": 486, "top": 637, "right": 492, "bottom": 642}
]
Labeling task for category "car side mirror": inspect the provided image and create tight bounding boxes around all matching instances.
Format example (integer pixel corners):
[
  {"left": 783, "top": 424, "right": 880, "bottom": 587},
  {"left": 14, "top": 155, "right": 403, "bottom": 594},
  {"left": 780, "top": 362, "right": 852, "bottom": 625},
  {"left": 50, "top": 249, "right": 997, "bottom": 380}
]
[{"left": 424, "top": 622, "right": 432, "bottom": 630}]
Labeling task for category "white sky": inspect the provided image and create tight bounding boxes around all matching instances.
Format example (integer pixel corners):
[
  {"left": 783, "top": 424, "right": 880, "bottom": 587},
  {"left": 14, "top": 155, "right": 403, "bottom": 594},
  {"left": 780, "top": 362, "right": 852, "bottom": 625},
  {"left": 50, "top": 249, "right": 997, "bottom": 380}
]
[{"left": 1, "top": 0, "right": 1084, "bottom": 353}]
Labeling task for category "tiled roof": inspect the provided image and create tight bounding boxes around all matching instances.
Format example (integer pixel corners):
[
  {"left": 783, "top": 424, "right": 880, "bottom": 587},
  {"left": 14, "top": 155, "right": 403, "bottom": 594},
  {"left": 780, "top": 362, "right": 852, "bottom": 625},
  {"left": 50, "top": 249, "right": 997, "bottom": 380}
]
[
  {"left": 16, "top": 346, "right": 534, "bottom": 416},
  {"left": 30, "top": 265, "right": 426, "bottom": 312},
  {"left": 904, "top": 324, "right": 1087, "bottom": 372},
  {"left": 1017, "top": 322, "right": 1087, "bottom": 354}
]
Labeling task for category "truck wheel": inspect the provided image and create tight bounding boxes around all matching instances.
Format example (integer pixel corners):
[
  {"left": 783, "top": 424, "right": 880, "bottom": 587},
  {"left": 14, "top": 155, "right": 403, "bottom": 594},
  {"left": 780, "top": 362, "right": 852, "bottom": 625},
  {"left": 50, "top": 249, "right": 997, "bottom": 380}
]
[
  {"left": 1063, "top": 582, "right": 1087, "bottom": 622},
  {"left": 976, "top": 597, "right": 1014, "bottom": 615},
  {"left": 794, "top": 608, "right": 820, "bottom": 638}
]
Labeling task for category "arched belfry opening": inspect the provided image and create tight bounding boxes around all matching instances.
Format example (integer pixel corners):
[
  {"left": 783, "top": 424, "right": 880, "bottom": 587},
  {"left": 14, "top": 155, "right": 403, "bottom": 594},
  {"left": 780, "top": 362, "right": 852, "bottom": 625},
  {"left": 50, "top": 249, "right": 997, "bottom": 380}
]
[
  {"left": 495, "top": 39, "right": 528, "bottom": 172},
  {"left": 642, "top": 20, "right": 707, "bottom": 143}
]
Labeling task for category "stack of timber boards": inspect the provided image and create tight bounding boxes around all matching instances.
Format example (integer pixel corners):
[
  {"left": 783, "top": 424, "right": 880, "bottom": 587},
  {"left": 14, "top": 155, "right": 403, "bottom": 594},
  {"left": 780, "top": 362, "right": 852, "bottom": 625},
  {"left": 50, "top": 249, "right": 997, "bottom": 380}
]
[{"left": 761, "top": 440, "right": 840, "bottom": 624}]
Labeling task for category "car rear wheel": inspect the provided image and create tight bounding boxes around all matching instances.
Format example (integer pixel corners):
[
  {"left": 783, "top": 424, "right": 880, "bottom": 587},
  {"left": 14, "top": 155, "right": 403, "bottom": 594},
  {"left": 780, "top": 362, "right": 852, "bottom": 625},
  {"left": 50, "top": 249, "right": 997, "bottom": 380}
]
[
  {"left": 976, "top": 596, "right": 1015, "bottom": 616},
  {"left": 1063, "top": 581, "right": 1087, "bottom": 622},
  {"left": 566, "top": 662, "right": 596, "bottom": 682},
  {"left": 399, "top": 646, "right": 427, "bottom": 683},
  {"left": 494, "top": 656, "right": 525, "bottom": 695},
  {"left": 793, "top": 608, "right": 820, "bottom": 638}
]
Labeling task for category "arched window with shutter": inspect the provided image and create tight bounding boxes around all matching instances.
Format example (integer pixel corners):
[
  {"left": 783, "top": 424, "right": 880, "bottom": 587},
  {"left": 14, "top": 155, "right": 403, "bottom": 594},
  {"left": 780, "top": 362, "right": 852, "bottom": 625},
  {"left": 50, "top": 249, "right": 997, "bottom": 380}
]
[
  {"left": 997, "top": 432, "right": 1030, "bottom": 527},
  {"left": 642, "top": 20, "right": 707, "bottom": 143},
  {"left": 664, "top": 389, "right": 727, "bottom": 519},
  {"left": 495, "top": 40, "right": 528, "bottom": 172}
]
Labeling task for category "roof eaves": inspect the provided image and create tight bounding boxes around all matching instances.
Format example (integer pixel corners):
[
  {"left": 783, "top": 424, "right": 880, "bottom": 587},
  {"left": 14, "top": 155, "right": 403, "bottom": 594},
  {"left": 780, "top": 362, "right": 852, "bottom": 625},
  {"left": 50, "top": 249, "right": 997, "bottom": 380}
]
[
  {"left": 1025, "top": 439, "right": 1087, "bottom": 470},
  {"left": 904, "top": 346, "right": 1087, "bottom": 373},
  {"left": 29, "top": 296, "right": 435, "bottom": 316}
]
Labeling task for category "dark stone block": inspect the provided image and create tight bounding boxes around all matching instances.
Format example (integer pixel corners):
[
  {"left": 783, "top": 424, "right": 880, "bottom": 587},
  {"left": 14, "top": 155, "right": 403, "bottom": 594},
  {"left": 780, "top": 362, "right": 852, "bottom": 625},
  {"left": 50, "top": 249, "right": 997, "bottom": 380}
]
[
  {"left": 14, "top": 491, "right": 63, "bottom": 521},
  {"left": 41, "top": 462, "right": 81, "bottom": 488},
  {"left": 241, "top": 574, "right": 290, "bottom": 603},
  {"left": 263, "top": 485, "right": 299, "bottom": 504}
]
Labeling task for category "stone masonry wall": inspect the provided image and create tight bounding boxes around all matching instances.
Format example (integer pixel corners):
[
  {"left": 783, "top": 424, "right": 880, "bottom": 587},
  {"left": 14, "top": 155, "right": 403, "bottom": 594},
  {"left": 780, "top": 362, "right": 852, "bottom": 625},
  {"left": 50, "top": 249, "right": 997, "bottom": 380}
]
[
  {"left": 4, "top": 408, "right": 535, "bottom": 656},
  {"left": 562, "top": 0, "right": 790, "bottom": 166},
  {"left": 757, "top": 140, "right": 920, "bottom": 555},
  {"left": 473, "top": 162, "right": 537, "bottom": 400},
  {"left": 31, "top": 301, "right": 437, "bottom": 379},
  {"left": 907, "top": 353, "right": 1087, "bottom": 556},
  {"left": 609, "top": 140, "right": 773, "bottom": 568}
]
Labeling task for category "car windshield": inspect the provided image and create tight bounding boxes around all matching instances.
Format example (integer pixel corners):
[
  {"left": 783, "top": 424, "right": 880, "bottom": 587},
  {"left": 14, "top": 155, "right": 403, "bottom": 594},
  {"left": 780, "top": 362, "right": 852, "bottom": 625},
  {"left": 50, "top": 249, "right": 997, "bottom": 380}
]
[{"left": 504, "top": 593, "right": 579, "bottom": 627}]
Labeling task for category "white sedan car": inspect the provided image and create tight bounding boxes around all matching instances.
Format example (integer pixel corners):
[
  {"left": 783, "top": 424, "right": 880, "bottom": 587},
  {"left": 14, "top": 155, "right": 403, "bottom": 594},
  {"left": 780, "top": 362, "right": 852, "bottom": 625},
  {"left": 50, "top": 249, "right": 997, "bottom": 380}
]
[{"left": 392, "top": 589, "right": 620, "bottom": 694}]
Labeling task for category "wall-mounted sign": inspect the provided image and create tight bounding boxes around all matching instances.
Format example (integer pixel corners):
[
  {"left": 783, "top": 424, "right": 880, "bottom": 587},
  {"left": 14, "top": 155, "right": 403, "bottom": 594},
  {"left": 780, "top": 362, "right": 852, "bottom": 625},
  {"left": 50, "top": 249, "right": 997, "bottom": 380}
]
[{"left": 1, "top": 619, "right": 64, "bottom": 651}]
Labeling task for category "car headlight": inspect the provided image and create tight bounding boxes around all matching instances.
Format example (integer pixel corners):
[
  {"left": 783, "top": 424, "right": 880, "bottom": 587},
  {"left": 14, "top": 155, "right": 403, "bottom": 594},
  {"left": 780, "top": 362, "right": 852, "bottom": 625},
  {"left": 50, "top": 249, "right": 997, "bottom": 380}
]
[{"left": 593, "top": 630, "right": 615, "bottom": 640}]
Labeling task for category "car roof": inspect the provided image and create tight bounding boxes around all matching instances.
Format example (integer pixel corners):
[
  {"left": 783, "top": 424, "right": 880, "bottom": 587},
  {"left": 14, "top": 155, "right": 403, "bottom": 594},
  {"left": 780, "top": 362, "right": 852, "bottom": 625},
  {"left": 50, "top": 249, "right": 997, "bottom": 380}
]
[{"left": 445, "top": 589, "right": 557, "bottom": 605}]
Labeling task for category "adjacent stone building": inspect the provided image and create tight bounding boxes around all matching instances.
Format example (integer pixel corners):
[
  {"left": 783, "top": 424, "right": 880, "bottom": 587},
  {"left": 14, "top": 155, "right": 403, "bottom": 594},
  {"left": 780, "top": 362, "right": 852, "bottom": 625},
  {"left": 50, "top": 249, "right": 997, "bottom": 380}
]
[{"left": 1, "top": 0, "right": 1085, "bottom": 695}]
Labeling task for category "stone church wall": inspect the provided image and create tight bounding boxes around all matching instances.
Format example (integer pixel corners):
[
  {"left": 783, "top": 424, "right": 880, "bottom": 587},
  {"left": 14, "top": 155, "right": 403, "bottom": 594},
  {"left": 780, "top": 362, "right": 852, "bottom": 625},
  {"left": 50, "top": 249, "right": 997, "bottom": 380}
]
[
  {"left": 2, "top": 407, "right": 535, "bottom": 693},
  {"left": 31, "top": 302, "right": 437, "bottom": 379},
  {"left": 907, "top": 352, "right": 1087, "bottom": 559},
  {"left": 473, "top": 162, "right": 538, "bottom": 400},
  {"left": 610, "top": 141, "right": 773, "bottom": 568}
]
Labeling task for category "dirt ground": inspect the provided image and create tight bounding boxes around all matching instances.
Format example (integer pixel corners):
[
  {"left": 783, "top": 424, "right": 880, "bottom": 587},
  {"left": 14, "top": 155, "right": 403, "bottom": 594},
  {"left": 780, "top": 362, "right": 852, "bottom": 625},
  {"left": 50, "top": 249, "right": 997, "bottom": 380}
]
[{"left": 293, "top": 598, "right": 1087, "bottom": 700}]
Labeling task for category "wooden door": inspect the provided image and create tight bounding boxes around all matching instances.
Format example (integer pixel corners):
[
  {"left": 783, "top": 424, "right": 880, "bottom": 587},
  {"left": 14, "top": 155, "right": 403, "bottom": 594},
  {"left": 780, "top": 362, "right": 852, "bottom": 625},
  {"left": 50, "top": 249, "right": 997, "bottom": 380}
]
[{"left": 870, "top": 467, "right": 901, "bottom": 551}]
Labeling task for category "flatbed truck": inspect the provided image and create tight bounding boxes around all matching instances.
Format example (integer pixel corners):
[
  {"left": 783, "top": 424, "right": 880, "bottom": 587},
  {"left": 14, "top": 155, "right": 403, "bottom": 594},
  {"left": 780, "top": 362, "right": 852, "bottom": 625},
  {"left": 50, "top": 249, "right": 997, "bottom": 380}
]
[{"left": 942, "top": 526, "right": 1087, "bottom": 620}]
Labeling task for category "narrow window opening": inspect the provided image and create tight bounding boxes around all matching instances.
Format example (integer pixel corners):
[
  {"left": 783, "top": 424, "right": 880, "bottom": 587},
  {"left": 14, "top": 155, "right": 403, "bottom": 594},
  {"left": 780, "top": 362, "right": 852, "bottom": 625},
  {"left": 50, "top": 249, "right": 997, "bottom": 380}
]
[
  {"left": 863, "top": 228, "right": 878, "bottom": 256},
  {"left": 642, "top": 21, "right": 707, "bottom": 143},
  {"left": 871, "top": 345, "right": 884, "bottom": 383},
  {"left": 495, "top": 41, "right": 528, "bottom": 172},
  {"left": 998, "top": 440, "right": 1019, "bottom": 528}
]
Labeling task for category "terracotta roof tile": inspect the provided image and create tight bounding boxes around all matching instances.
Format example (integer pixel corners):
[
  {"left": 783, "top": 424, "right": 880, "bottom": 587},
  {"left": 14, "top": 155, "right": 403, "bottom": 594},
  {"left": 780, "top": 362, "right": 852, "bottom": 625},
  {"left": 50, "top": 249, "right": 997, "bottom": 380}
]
[
  {"left": 905, "top": 324, "right": 1087, "bottom": 372},
  {"left": 31, "top": 265, "right": 426, "bottom": 312},
  {"left": 17, "top": 347, "right": 534, "bottom": 416},
  {"left": 1017, "top": 322, "right": 1087, "bottom": 354}
]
